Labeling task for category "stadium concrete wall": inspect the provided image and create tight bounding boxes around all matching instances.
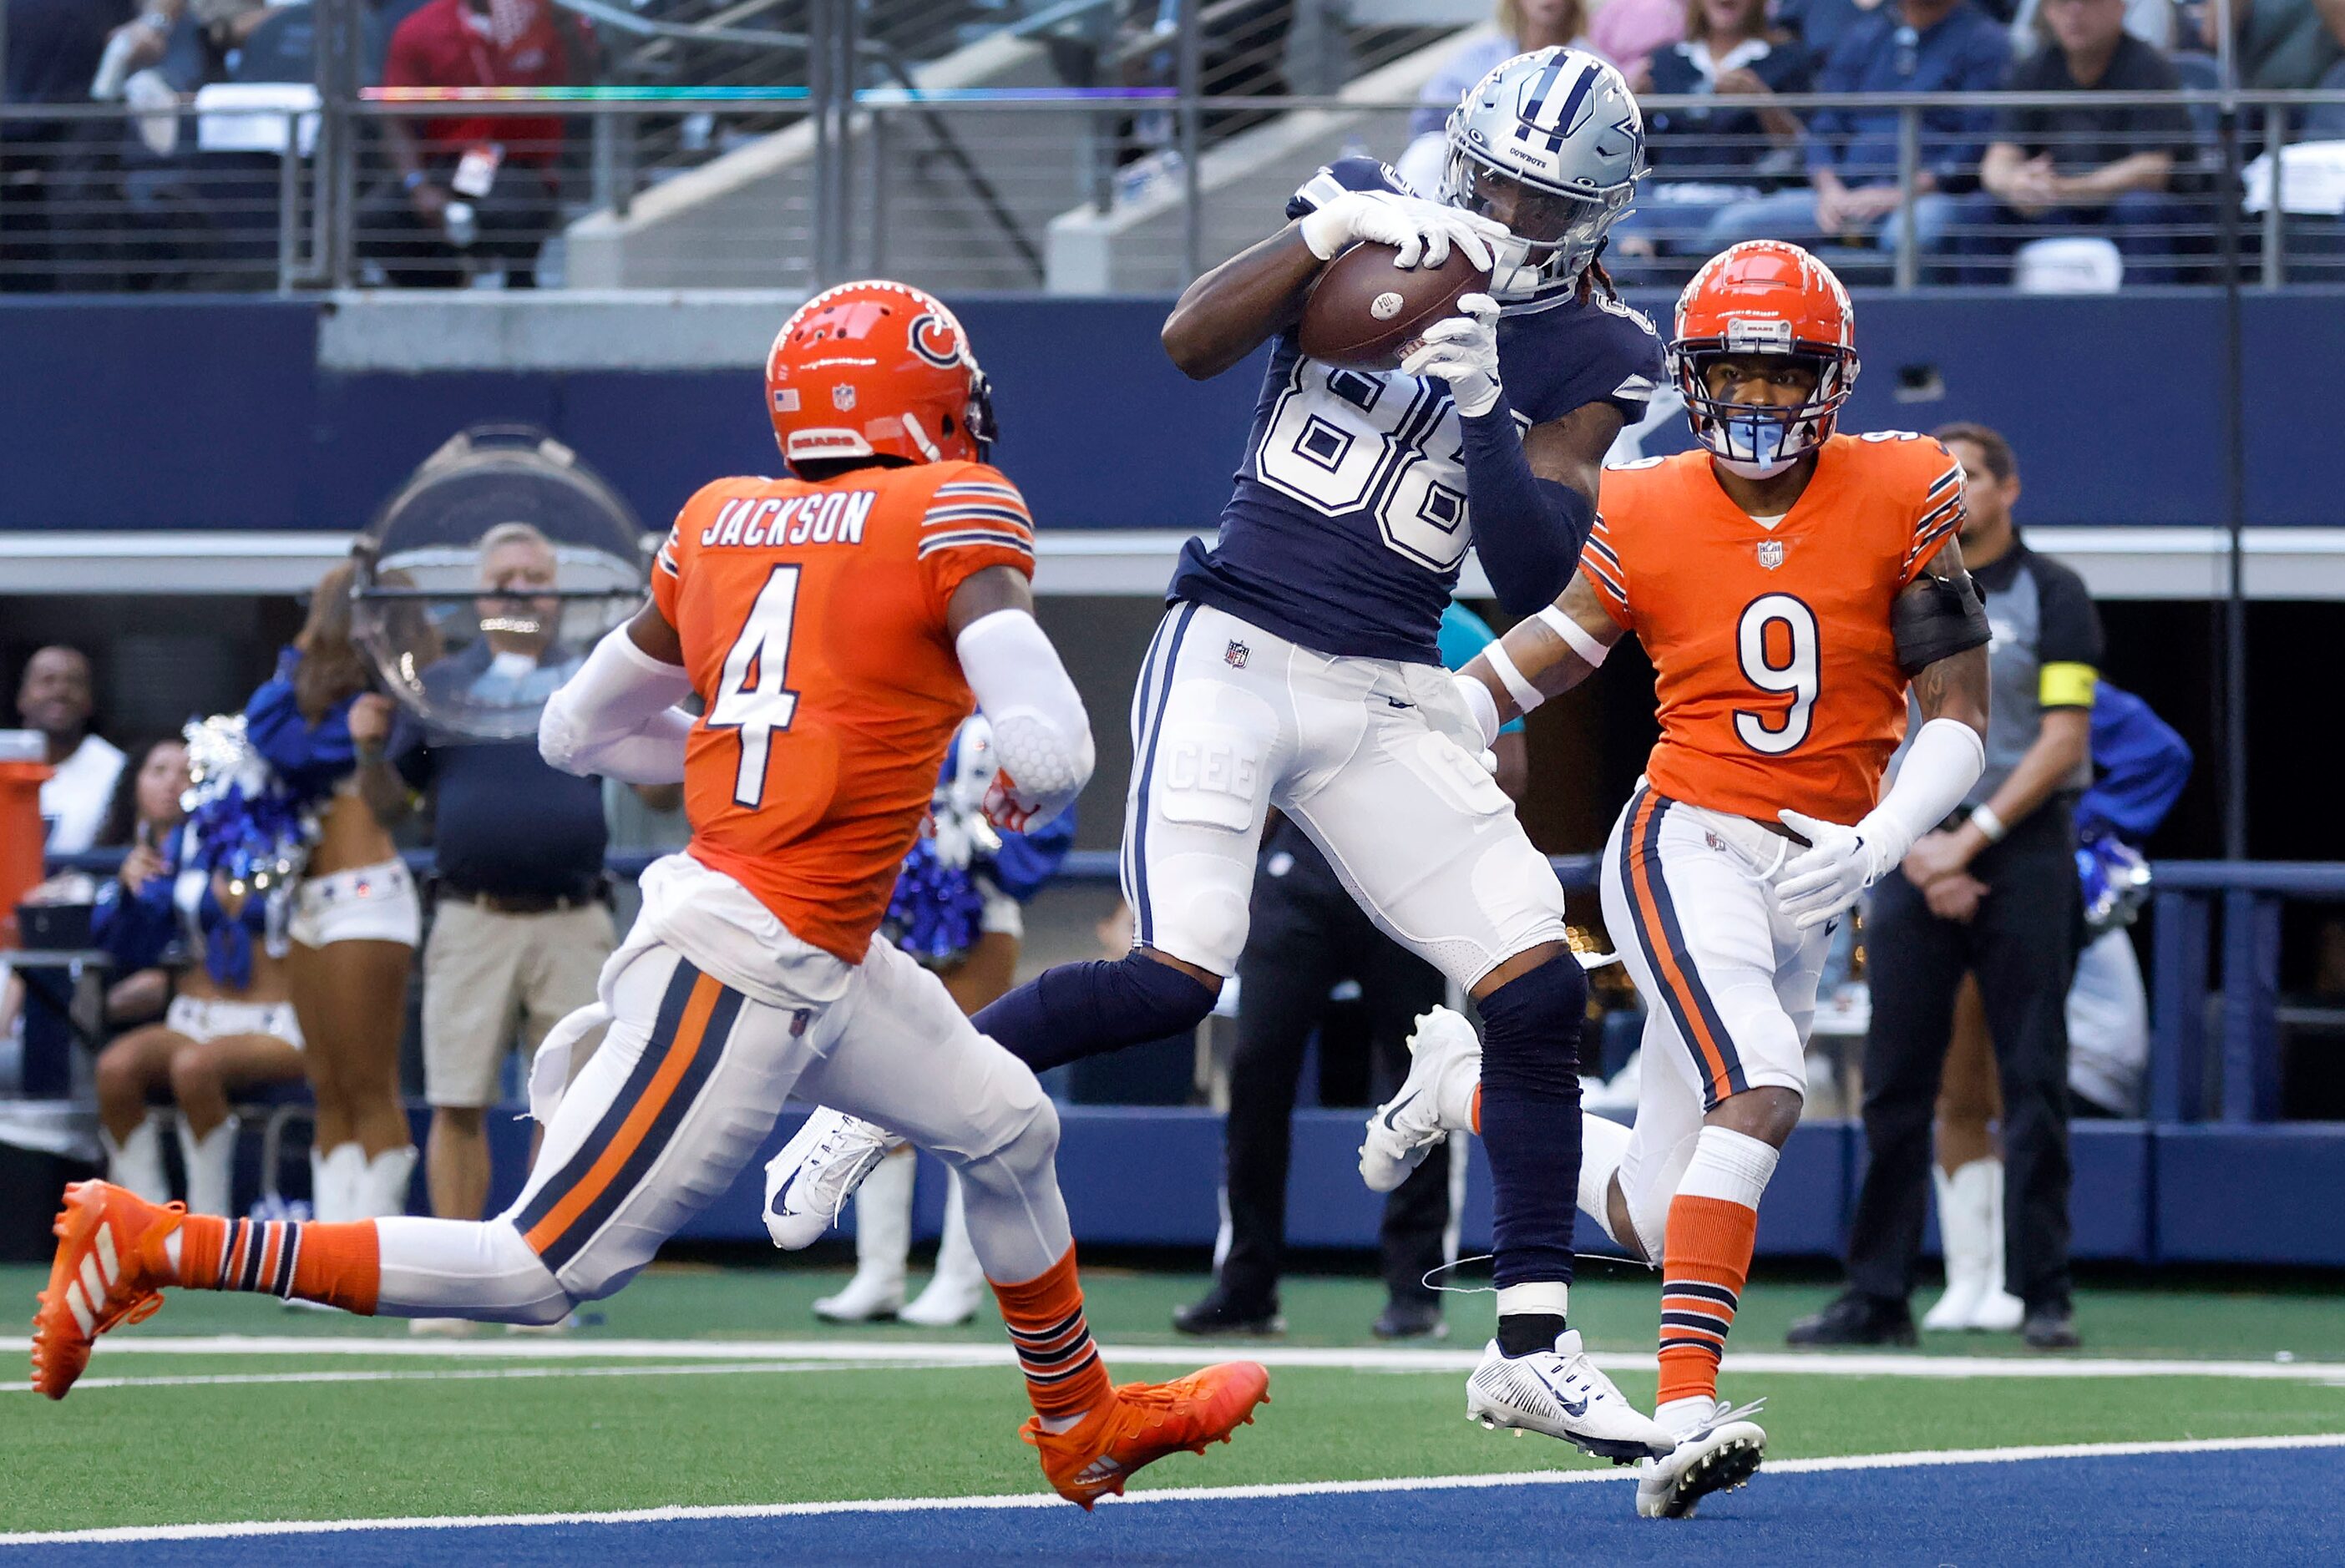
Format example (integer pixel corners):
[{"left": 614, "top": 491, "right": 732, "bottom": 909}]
[{"left": 5, "top": 290, "right": 2345, "bottom": 539}]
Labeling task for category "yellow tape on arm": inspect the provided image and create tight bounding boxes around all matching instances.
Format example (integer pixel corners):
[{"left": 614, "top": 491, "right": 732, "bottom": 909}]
[{"left": 2039, "top": 661, "right": 2099, "bottom": 710}]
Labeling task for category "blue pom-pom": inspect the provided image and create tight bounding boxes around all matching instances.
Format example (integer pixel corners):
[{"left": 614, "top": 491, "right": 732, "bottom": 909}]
[{"left": 885, "top": 837, "right": 986, "bottom": 964}]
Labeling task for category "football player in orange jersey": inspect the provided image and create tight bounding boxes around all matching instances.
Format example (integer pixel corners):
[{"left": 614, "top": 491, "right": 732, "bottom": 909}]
[
  {"left": 1357, "top": 241, "right": 1993, "bottom": 1517},
  {"left": 31, "top": 281, "right": 1268, "bottom": 1509}
]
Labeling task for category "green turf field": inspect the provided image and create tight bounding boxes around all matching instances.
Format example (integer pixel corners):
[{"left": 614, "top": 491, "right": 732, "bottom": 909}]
[{"left": 6, "top": 1260, "right": 2342, "bottom": 1536}]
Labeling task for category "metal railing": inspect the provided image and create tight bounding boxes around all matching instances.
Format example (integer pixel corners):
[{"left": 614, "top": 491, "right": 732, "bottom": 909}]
[{"left": 4, "top": 86, "right": 2342, "bottom": 293}]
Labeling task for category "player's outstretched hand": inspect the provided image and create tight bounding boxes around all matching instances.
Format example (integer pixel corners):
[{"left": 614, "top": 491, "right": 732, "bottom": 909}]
[
  {"left": 1400, "top": 294, "right": 1502, "bottom": 417},
  {"left": 1298, "top": 190, "right": 1505, "bottom": 272},
  {"left": 1775, "top": 808, "right": 1890, "bottom": 929}
]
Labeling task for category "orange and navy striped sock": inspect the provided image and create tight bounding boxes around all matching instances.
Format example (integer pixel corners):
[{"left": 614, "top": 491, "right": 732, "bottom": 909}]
[
  {"left": 990, "top": 1244, "right": 1113, "bottom": 1422},
  {"left": 173, "top": 1215, "right": 381, "bottom": 1315},
  {"left": 1656, "top": 1194, "right": 1757, "bottom": 1406}
]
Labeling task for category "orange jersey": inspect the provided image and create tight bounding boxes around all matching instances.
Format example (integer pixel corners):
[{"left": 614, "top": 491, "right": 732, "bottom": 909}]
[
  {"left": 651, "top": 458, "right": 1036, "bottom": 962},
  {"left": 1583, "top": 432, "right": 1965, "bottom": 824}
]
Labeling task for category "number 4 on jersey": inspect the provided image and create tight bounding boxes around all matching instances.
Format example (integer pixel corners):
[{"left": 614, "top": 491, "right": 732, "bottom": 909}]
[{"left": 708, "top": 564, "right": 803, "bottom": 807}]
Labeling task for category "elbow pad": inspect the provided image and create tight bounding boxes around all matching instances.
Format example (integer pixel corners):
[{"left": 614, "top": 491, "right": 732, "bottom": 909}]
[
  {"left": 1892, "top": 569, "right": 1991, "bottom": 677},
  {"left": 956, "top": 609, "right": 1095, "bottom": 817}
]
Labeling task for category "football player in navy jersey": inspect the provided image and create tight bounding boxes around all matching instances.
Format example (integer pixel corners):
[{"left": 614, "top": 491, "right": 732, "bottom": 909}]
[{"left": 766, "top": 47, "right": 1672, "bottom": 1463}]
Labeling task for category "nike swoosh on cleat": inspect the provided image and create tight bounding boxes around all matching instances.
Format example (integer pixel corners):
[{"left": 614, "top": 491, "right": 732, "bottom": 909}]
[
  {"left": 768, "top": 1168, "right": 800, "bottom": 1216},
  {"left": 1529, "top": 1367, "right": 1588, "bottom": 1419},
  {"left": 1379, "top": 1090, "right": 1420, "bottom": 1131}
]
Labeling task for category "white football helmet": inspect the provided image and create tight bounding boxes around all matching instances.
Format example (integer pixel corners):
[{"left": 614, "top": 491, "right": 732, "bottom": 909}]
[{"left": 1441, "top": 47, "right": 1645, "bottom": 301}]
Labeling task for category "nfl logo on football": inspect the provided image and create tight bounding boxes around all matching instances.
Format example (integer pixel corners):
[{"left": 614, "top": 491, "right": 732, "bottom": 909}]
[{"left": 1757, "top": 539, "right": 1784, "bottom": 570}]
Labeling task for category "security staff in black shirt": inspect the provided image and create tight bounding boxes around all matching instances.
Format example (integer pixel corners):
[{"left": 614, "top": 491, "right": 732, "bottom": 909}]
[{"left": 1793, "top": 423, "right": 2103, "bottom": 1351}]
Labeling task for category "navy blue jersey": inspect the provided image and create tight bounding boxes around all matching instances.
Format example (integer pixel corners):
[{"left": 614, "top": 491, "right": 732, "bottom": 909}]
[{"left": 1167, "top": 157, "right": 1665, "bottom": 663}]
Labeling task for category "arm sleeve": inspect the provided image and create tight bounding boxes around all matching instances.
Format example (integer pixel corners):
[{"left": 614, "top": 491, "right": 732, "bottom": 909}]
[
  {"left": 955, "top": 609, "right": 1094, "bottom": 817},
  {"left": 1902, "top": 441, "right": 1969, "bottom": 585},
  {"left": 537, "top": 625, "right": 696, "bottom": 784},
  {"left": 919, "top": 464, "right": 1037, "bottom": 625},
  {"left": 2034, "top": 559, "right": 2105, "bottom": 707},
  {"left": 1578, "top": 516, "right": 1633, "bottom": 628},
  {"left": 1459, "top": 398, "right": 1597, "bottom": 616}
]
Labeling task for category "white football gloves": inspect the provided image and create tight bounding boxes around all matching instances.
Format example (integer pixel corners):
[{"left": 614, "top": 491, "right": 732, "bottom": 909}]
[
  {"left": 1298, "top": 190, "right": 1505, "bottom": 272},
  {"left": 1775, "top": 810, "right": 1897, "bottom": 929},
  {"left": 1400, "top": 292, "right": 1503, "bottom": 418}
]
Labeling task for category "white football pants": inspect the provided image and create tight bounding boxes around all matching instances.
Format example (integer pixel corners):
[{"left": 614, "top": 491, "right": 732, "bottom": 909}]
[
  {"left": 372, "top": 860, "right": 1071, "bottom": 1323},
  {"left": 1122, "top": 601, "right": 1569, "bottom": 989},
  {"left": 1596, "top": 782, "right": 1828, "bottom": 1257}
]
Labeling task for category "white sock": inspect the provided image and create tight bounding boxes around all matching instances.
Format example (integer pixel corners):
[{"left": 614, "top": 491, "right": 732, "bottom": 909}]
[
  {"left": 1679, "top": 1125, "right": 1780, "bottom": 1207},
  {"left": 1578, "top": 1113, "right": 1633, "bottom": 1249}
]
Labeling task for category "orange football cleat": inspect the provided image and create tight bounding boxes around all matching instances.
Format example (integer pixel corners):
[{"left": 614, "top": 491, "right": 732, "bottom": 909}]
[
  {"left": 1022, "top": 1360, "right": 1270, "bottom": 1510},
  {"left": 30, "top": 1181, "right": 181, "bottom": 1400}
]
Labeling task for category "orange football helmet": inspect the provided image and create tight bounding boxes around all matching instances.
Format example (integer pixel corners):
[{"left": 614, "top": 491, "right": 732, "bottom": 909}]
[
  {"left": 766, "top": 280, "right": 996, "bottom": 471},
  {"left": 1671, "top": 240, "right": 1860, "bottom": 477}
]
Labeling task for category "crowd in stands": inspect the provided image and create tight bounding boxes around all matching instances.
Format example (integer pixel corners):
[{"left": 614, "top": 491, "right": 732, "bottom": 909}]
[
  {"left": 1, "top": 0, "right": 590, "bottom": 289},
  {"left": 7, "top": 0, "right": 2345, "bottom": 287},
  {"left": 1400, "top": 0, "right": 2345, "bottom": 281}
]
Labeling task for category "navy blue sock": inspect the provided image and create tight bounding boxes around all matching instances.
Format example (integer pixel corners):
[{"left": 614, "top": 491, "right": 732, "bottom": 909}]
[
  {"left": 1477, "top": 954, "right": 1588, "bottom": 1292},
  {"left": 972, "top": 953, "right": 1219, "bottom": 1073}
]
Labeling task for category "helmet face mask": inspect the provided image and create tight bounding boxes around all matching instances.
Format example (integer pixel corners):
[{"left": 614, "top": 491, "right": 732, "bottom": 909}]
[
  {"left": 1671, "top": 241, "right": 1861, "bottom": 478},
  {"left": 1440, "top": 47, "right": 1644, "bottom": 301},
  {"left": 1677, "top": 346, "right": 1848, "bottom": 478}
]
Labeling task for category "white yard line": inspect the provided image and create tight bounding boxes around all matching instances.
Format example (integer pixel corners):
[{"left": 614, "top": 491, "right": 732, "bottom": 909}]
[
  {"left": 5, "top": 1433, "right": 2342, "bottom": 1547},
  {"left": 7, "top": 1333, "right": 2342, "bottom": 1383},
  {"left": 0, "top": 1358, "right": 951, "bottom": 1394}
]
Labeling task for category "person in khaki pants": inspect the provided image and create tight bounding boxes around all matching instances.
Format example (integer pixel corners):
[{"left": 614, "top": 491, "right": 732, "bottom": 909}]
[{"left": 356, "top": 524, "right": 674, "bottom": 1285}]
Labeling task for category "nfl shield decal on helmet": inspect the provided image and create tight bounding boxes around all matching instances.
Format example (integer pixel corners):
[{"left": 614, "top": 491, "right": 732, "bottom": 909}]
[
  {"left": 832, "top": 383, "right": 858, "bottom": 412},
  {"left": 1757, "top": 539, "right": 1785, "bottom": 570}
]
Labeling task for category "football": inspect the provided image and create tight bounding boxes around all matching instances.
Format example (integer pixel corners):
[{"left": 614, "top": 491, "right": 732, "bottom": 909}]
[{"left": 1297, "top": 240, "right": 1491, "bottom": 372}]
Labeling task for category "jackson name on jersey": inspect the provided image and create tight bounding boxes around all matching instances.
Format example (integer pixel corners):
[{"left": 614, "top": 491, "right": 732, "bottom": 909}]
[{"left": 1168, "top": 157, "right": 1666, "bottom": 665}]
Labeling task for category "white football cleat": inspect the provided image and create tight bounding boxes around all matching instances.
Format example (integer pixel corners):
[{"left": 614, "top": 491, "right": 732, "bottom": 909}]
[
  {"left": 1636, "top": 1399, "right": 1767, "bottom": 1519},
  {"left": 764, "top": 1110, "right": 894, "bottom": 1251},
  {"left": 1464, "top": 1331, "right": 1675, "bottom": 1463},
  {"left": 1360, "top": 1007, "right": 1481, "bottom": 1193}
]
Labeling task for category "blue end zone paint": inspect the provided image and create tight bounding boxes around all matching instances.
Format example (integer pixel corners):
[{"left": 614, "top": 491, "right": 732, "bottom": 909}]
[{"left": 26, "top": 1448, "right": 2342, "bottom": 1566}]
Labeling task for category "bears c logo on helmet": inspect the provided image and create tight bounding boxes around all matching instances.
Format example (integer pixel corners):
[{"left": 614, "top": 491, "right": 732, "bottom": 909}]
[{"left": 908, "top": 312, "right": 962, "bottom": 370}]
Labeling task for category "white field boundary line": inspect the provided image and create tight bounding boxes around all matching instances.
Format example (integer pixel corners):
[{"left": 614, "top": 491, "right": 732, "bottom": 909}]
[
  {"left": 12, "top": 1334, "right": 2345, "bottom": 1384},
  {"left": 5, "top": 1433, "right": 2343, "bottom": 1547},
  {"left": 0, "top": 1358, "right": 958, "bottom": 1395}
]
